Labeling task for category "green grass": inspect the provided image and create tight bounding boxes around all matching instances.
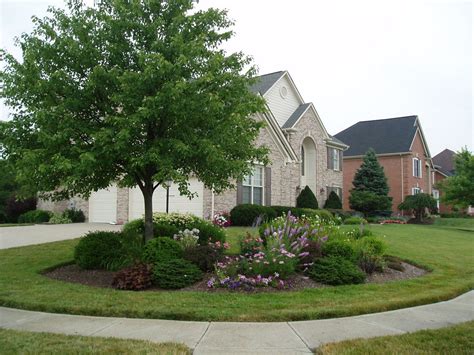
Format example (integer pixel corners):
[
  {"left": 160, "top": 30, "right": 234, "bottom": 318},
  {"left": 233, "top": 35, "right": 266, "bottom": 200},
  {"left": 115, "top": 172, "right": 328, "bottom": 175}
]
[
  {"left": 434, "top": 218, "right": 474, "bottom": 232},
  {"left": 0, "top": 223, "right": 34, "bottom": 227},
  {"left": 0, "top": 223, "right": 472, "bottom": 321},
  {"left": 316, "top": 321, "right": 474, "bottom": 354},
  {"left": 0, "top": 328, "right": 190, "bottom": 354}
]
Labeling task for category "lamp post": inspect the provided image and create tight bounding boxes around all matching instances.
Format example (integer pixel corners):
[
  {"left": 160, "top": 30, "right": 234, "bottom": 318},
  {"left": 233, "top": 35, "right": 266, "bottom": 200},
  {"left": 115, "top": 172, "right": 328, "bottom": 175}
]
[{"left": 165, "top": 179, "right": 173, "bottom": 214}]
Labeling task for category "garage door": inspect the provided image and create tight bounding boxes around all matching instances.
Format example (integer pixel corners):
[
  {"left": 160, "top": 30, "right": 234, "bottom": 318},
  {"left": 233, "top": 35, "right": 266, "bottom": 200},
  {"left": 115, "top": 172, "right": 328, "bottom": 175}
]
[
  {"left": 128, "top": 178, "right": 204, "bottom": 220},
  {"left": 88, "top": 185, "right": 118, "bottom": 223}
]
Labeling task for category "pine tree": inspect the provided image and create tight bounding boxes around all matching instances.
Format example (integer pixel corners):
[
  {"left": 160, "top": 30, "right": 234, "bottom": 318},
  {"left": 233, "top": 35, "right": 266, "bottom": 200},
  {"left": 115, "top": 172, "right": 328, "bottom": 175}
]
[{"left": 296, "top": 186, "right": 319, "bottom": 209}]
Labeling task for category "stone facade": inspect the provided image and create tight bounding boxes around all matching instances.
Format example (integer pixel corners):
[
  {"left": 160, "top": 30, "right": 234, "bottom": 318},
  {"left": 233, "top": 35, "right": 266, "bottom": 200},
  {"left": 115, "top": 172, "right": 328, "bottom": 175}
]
[
  {"left": 37, "top": 195, "right": 89, "bottom": 219},
  {"left": 116, "top": 187, "right": 129, "bottom": 224}
]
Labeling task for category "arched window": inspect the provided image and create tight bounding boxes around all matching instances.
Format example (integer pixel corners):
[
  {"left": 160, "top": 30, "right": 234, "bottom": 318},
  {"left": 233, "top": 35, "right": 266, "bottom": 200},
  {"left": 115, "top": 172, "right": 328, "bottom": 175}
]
[{"left": 301, "top": 146, "right": 305, "bottom": 176}]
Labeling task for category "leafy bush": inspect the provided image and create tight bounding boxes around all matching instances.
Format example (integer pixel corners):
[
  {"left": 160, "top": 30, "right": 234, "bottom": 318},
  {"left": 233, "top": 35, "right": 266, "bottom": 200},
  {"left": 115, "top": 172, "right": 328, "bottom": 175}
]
[
  {"left": 49, "top": 213, "right": 73, "bottom": 224},
  {"left": 230, "top": 204, "right": 276, "bottom": 226},
  {"left": 4, "top": 195, "right": 37, "bottom": 223},
  {"left": 345, "top": 227, "right": 373, "bottom": 239},
  {"left": 303, "top": 209, "right": 334, "bottom": 223},
  {"left": 398, "top": 193, "right": 437, "bottom": 223},
  {"left": 344, "top": 216, "right": 368, "bottom": 225},
  {"left": 123, "top": 219, "right": 179, "bottom": 239},
  {"left": 152, "top": 212, "right": 201, "bottom": 229},
  {"left": 240, "top": 233, "right": 264, "bottom": 255},
  {"left": 298, "top": 239, "right": 325, "bottom": 271},
  {"left": 142, "top": 237, "right": 183, "bottom": 264},
  {"left": 309, "top": 256, "right": 366, "bottom": 285},
  {"left": 153, "top": 259, "right": 203, "bottom": 289},
  {"left": 349, "top": 190, "right": 392, "bottom": 216},
  {"left": 322, "top": 240, "right": 356, "bottom": 260},
  {"left": 0, "top": 212, "right": 6, "bottom": 223},
  {"left": 74, "top": 231, "right": 124, "bottom": 270},
  {"left": 62, "top": 208, "right": 85, "bottom": 223},
  {"left": 183, "top": 245, "right": 222, "bottom": 272},
  {"left": 296, "top": 186, "right": 318, "bottom": 209},
  {"left": 18, "top": 210, "right": 52, "bottom": 223},
  {"left": 324, "top": 191, "right": 342, "bottom": 209},
  {"left": 173, "top": 228, "right": 200, "bottom": 250},
  {"left": 112, "top": 263, "right": 154, "bottom": 291},
  {"left": 188, "top": 220, "right": 226, "bottom": 244},
  {"left": 355, "top": 237, "right": 387, "bottom": 274}
]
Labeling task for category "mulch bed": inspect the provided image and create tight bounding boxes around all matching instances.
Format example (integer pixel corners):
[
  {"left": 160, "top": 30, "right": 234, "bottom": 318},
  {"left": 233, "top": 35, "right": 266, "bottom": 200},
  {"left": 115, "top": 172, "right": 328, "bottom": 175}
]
[{"left": 44, "top": 261, "right": 427, "bottom": 293}]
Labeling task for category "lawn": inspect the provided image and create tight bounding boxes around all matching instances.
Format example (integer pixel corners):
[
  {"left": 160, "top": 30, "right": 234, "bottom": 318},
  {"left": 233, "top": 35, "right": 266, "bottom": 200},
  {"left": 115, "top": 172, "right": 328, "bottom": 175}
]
[
  {"left": 316, "top": 321, "right": 474, "bottom": 354},
  {"left": 434, "top": 217, "right": 474, "bottom": 232},
  {"left": 0, "top": 222, "right": 472, "bottom": 321},
  {"left": 0, "top": 328, "right": 190, "bottom": 354}
]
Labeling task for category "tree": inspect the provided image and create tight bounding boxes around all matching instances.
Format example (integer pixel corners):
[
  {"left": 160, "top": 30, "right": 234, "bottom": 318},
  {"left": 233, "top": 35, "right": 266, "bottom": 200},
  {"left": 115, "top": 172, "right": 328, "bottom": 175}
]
[
  {"left": 0, "top": 0, "right": 268, "bottom": 241},
  {"left": 437, "top": 148, "right": 474, "bottom": 209},
  {"left": 324, "top": 191, "right": 342, "bottom": 209},
  {"left": 349, "top": 149, "right": 392, "bottom": 215},
  {"left": 296, "top": 186, "right": 319, "bottom": 209},
  {"left": 398, "top": 193, "right": 437, "bottom": 222}
]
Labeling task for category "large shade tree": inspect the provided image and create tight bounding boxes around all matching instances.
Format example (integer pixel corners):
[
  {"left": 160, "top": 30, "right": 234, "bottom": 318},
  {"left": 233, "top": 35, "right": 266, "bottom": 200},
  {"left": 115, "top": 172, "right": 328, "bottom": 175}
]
[{"left": 0, "top": 0, "right": 268, "bottom": 241}]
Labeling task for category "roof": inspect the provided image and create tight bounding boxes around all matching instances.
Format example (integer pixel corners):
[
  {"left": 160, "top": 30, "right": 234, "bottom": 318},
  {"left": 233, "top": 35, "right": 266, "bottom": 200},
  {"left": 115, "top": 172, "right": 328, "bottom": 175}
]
[
  {"left": 328, "top": 135, "right": 347, "bottom": 146},
  {"left": 250, "top": 71, "right": 285, "bottom": 95},
  {"left": 433, "top": 149, "right": 456, "bottom": 176},
  {"left": 334, "top": 116, "right": 419, "bottom": 157},
  {"left": 282, "top": 103, "right": 311, "bottom": 128}
]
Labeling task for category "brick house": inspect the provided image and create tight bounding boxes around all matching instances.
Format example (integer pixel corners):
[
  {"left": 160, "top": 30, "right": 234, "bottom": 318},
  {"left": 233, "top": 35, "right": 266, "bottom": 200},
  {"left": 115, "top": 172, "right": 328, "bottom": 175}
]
[
  {"left": 432, "top": 149, "right": 456, "bottom": 214},
  {"left": 334, "top": 116, "right": 434, "bottom": 214},
  {"left": 39, "top": 71, "right": 347, "bottom": 223}
]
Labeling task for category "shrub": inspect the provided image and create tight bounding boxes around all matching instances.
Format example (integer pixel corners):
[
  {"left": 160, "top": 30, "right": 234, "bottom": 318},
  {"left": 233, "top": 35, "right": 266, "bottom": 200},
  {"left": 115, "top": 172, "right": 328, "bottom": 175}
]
[
  {"left": 298, "top": 239, "right": 325, "bottom": 271},
  {"left": 398, "top": 193, "right": 437, "bottom": 223},
  {"left": 344, "top": 216, "right": 368, "bottom": 225},
  {"left": 309, "top": 256, "right": 366, "bottom": 285},
  {"left": 322, "top": 240, "right": 356, "bottom": 260},
  {"left": 345, "top": 227, "right": 373, "bottom": 239},
  {"left": 349, "top": 190, "right": 392, "bottom": 216},
  {"left": 240, "top": 233, "right": 264, "bottom": 255},
  {"left": 0, "top": 212, "right": 6, "bottom": 223},
  {"left": 49, "top": 213, "right": 73, "bottom": 224},
  {"left": 122, "top": 219, "right": 180, "bottom": 239},
  {"left": 153, "top": 259, "right": 203, "bottom": 289},
  {"left": 142, "top": 237, "right": 183, "bottom": 264},
  {"left": 4, "top": 195, "right": 37, "bottom": 223},
  {"left": 74, "top": 231, "right": 124, "bottom": 270},
  {"left": 112, "top": 263, "right": 154, "bottom": 291},
  {"left": 303, "top": 209, "right": 334, "bottom": 223},
  {"left": 183, "top": 245, "right": 222, "bottom": 272},
  {"left": 152, "top": 212, "right": 201, "bottom": 229},
  {"left": 355, "top": 237, "right": 387, "bottom": 274},
  {"left": 296, "top": 186, "right": 319, "bottom": 209},
  {"left": 188, "top": 220, "right": 226, "bottom": 244},
  {"left": 230, "top": 204, "right": 276, "bottom": 226},
  {"left": 18, "top": 210, "right": 52, "bottom": 224},
  {"left": 62, "top": 208, "right": 85, "bottom": 223},
  {"left": 324, "top": 191, "right": 342, "bottom": 209}
]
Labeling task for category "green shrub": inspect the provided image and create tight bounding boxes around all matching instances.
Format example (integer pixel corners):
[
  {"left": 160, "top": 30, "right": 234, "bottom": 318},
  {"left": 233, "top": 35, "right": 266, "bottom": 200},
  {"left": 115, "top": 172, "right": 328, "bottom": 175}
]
[
  {"left": 355, "top": 237, "right": 387, "bottom": 274},
  {"left": 303, "top": 209, "right": 334, "bottom": 223},
  {"left": 309, "top": 256, "right": 365, "bottom": 285},
  {"left": 153, "top": 259, "right": 203, "bottom": 289},
  {"left": 141, "top": 237, "right": 183, "bottom": 264},
  {"left": 18, "top": 210, "right": 52, "bottom": 223},
  {"left": 322, "top": 240, "right": 356, "bottom": 260},
  {"left": 230, "top": 204, "right": 276, "bottom": 226},
  {"left": 296, "top": 186, "right": 318, "bottom": 209},
  {"left": 349, "top": 190, "right": 392, "bottom": 216},
  {"left": 344, "top": 216, "right": 368, "bottom": 225},
  {"left": 123, "top": 219, "right": 179, "bottom": 239},
  {"left": 62, "top": 208, "right": 85, "bottom": 223},
  {"left": 74, "top": 231, "right": 125, "bottom": 270},
  {"left": 152, "top": 212, "right": 202, "bottom": 229},
  {"left": 49, "top": 213, "right": 73, "bottom": 224},
  {"left": 186, "top": 220, "right": 226, "bottom": 244},
  {"left": 324, "top": 191, "right": 342, "bottom": 209},
  {"left": 398, "top": 193, "right": 437, "bottom": 222},
  {"left": 183, "top": 245, "right": 222, "bottom": 272}
]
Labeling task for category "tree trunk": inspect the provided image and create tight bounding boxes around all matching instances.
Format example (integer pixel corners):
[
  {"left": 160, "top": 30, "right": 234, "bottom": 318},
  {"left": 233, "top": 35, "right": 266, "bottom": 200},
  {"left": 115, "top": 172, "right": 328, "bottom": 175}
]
[{"left": 143, "top": 183, "right": 154, "bottom": 243}]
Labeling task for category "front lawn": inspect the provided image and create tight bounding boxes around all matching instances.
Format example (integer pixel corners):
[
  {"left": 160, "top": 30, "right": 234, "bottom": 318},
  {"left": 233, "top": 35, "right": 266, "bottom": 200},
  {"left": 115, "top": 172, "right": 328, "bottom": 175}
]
[
  {"left": 0, "top": 223, "right": 472, "bottom": 321},
  {"left": 434, "top": 217, "right": 474, "bottom": 232},
  {"left": 0, "top": 328, "right": 190, "bottom": 354},
  {"left": 316, "top": 321, "right": 474, "bottom": 354}
]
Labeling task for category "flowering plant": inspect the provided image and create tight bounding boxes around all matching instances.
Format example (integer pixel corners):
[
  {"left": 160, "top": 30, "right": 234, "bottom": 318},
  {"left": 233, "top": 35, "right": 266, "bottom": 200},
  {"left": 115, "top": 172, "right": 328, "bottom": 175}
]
[
  {"left": 212, "top": 211, "right": 231, "bottom": 228},
  {"left": 207, "top": 272, "right": 286, "bottom": 290},
  {"left": 240, "top": 233, "right": 264, "bottom": 255},
  {"left": 153, "top": 212, "right": 201, "bottom": 229},
  {"left": 173, "top": 228, "right": 200, "bottom": 250}
]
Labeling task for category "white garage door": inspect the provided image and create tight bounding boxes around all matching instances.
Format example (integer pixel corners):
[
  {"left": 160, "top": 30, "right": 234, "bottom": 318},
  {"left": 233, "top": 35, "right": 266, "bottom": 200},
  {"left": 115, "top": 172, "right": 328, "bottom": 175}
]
[
  {"left": 129, "top": 178, "right": 204, "bottom": 220},
  {"left": 89, "top": 185, "right": 118, "bottom": 223}
]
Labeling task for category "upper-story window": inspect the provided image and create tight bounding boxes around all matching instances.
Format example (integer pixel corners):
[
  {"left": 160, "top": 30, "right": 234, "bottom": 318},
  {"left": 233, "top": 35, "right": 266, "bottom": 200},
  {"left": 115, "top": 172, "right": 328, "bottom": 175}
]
[
  {"left": 413, "top": 158, "right": 422, "bottom": 178},
  {"left": 327, "top": 147, "right": 341, "bottom": 171},
  {"left": 242, "top": 165, "right": 264, "bottom": 205}
]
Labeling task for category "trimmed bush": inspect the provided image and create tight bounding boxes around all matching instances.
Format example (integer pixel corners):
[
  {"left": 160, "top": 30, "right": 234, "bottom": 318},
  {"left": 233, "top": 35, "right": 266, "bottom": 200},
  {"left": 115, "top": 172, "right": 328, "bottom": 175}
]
[
  {"left": 324, "top": 191, "right": 342, "bottom": 209},
  {"left": 322, "top": 240, "right": 356, "bottom": 260},
  {"left": 230, "top": 204, "right": 276, "bottom": 226},
  {"left": 49, "top": 213, "right": 72, "bottom": 224},
  {"left": 62, "top": 208, "right": 85, "bottom": 223},
  {"left": 123, "top": 219, "right": 179, "bottom": 239},
  {"left": 112, "top": 263, "right": 154, "bottom": 291},
  {"left": 141, "top": 237, "right": 183, "bottom": 264},
  {"left": 296, "top": 186, "right": 318, "bottom": 209},
  {"left": 183, "top": 245, "right": 222, "bottom": 272},
  {"left": 309, "top": 256, "right": 366, "bottom": 285},
  {"left": 74, "top": 231, "right": 124, "bottom": 270},
  {"left": 153, "top": 259, "right": 203, "bottom": 289},
  {"left": 344, "top": 216, "right": 368, "bottom": 225},
  {"left": 18, "top": 210, "right": 52, "bottom": 224}
]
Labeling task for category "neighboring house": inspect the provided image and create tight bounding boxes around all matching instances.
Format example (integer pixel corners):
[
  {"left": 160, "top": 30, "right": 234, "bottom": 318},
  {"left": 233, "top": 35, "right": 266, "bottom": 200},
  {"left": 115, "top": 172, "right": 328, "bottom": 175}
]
[
  {"left": 432, "top": 148, "right": 456, "bottom": 214},
  {"left": 39, "top": 71, "right": 347, "bottom": 223},
  {"left": 334, "top": 116, "right": 433, "bottom": 214}
]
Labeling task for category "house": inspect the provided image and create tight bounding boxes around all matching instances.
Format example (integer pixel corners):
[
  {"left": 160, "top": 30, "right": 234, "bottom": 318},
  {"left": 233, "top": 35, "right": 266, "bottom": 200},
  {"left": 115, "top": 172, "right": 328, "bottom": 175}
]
[
  {"left": 334, "top": 115, "right": 433, "bottom": 214},
  {"left": 432, "top": 149, "right": 456, "bottom": 213},
  {"left": 39, "top": 71, "right": 347, "bottom": 223}
]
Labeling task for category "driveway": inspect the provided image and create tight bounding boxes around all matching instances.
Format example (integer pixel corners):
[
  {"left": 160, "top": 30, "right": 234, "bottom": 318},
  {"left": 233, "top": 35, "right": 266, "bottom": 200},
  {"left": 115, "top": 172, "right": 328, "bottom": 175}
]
[{"left": 0, "top": 223, "right": 122, "bottom": 250}]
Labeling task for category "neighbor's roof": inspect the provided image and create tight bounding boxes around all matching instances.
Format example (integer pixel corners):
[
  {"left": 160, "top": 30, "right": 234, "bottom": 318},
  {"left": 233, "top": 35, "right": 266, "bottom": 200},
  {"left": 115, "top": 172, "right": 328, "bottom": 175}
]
[
  {"left": 433, "top": 149, "right": 456, "bottom": 176},
  {"left": 250, "top": 71, "right": 286, "bottom": 95},
  {"left": 334, "top": 116, "right": 419, "bottom": 157}
]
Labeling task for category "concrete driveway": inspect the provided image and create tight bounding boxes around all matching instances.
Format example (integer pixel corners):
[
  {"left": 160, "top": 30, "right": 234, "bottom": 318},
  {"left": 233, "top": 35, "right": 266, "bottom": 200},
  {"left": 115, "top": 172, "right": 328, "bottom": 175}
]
[{"left": 0, "top": 223, "right": 122, "bottom": 249}]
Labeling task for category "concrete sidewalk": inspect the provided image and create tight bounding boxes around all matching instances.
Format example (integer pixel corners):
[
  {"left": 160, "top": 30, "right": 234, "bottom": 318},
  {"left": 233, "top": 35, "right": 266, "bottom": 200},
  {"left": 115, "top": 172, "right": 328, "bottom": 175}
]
[
  {"left": 1, "top": 291, "right": 473, "bottom": 354},
  {"left": 0, "top": 223, "right": 122, "bottom": 249}
]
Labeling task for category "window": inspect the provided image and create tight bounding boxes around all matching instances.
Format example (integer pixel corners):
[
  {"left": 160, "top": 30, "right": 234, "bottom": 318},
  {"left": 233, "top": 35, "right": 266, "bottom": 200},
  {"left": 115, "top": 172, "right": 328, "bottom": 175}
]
[
  {"left": 412, "top": 187, "right": 421, "bottom": 195},
  {"left": 413, "top": 158, "right": 422, "bottom": 178},
  {"left": 327, "top": 148, "right": 342, "bottom": 171},
  {"left": 242, "top": 166, "right": 264, "bottom": 205},
  {"left": 333, "top": 149, "right": 340, "bottom": 171},
  {"left": 432, "top": 189, "right": 440, "bottom": 209},
  {"left": 301, "top": 146, "right": 305, "bottom": 176},
  {"left": 327, "top": 186, "right": 342, "bottom": 200}
]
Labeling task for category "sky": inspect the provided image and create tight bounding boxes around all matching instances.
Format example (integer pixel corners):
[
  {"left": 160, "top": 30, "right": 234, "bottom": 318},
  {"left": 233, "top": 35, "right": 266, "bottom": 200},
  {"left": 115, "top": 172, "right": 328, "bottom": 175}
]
[{"left": 1, "top": 0, "right": 472, "bottom": 156}]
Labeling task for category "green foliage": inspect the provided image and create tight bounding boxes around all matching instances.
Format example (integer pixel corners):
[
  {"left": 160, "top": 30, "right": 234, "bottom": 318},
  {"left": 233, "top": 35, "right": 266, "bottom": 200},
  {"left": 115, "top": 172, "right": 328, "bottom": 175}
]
[
  {"left": 123, "top": 219, "right": 180, "bottom": 240},
  {"left": 183, "top": 245, "right": 222, "bottom": 272},
  {"left": 189, "top": 220, "right": 226, "bottom": 245},
  {"left": 112, "top": 263, "right": 154, "bottom": 291},
  {"left": 398, "top": 193, "right": 437, "bottom": 222},
  {"left": 74, "top": 231, "right": 124, "bottom": 270},
  {"left": 344, "top": 216, "right": 368, "bottom": 225},
  {"left": 141, "top": 238, "right": 183, "bottom": 264},
  {"left": 349, "top": 190, "right": 392, "bottom": 216},
  {"left": 49, "top": 213, "right": 73, "bottom": 224},
  {"left": 322, "top": 240, "right": 356, "bottom": 261},
  {"left": 152, "top": 213, "right": 201, "bottom": 229},
  {"left": 309, "top": 256, "right": 366, "bottom": 285},
  {"left": 4, "top": 196, "right": 37, "bottom": 223},
  {"left": 230, "top": 204, "right": 276, "bottom": 226},
  {"left": 62, "top": 208, "right": 85, "bottom": 223},
  {"left": 0, "top": 160, "right": 18, "bottom": 220},
  {"left": 324, "top": 191, "right": 342, "bottom": 209},
  {"left": 296, "top": 186, "right": 319, "bottom": 209},
  {"left": 355, "top": 237, "right": 387, "bottom": 274},
  {"left": 17, "top": 210, "right": 52, "bottom": 224},
  {"left": 152, "top": 259, "right": 203, "bottom": 289}
]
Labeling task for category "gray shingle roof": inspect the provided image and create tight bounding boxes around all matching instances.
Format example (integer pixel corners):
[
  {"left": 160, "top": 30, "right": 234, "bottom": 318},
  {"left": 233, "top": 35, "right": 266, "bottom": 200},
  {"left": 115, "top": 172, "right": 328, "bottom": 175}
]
[
  {"left": 282, "top": 103, "right": 311, "bottom": 128},
  {"left": 334, "top": 116, "right": 419, "bottom": 157},
  {"left": 433, "top": 149, "right": 456, "bottom": 176},
  {"left": 250, "top": 71, "right": 285, "bottom": 95}
]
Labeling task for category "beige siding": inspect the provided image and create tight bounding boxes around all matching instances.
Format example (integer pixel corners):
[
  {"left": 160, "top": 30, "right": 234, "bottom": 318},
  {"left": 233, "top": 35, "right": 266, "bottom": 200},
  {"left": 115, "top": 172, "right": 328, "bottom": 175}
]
[{"left": 264, "top": 75, "right": 302, "bottom": 126}]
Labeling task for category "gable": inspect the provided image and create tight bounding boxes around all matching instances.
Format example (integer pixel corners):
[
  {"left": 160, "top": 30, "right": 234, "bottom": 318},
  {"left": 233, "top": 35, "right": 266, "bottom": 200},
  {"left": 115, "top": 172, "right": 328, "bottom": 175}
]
[
  {"left": 264, "top": 74, "right": 303, "bottom": 127},
  {"left": 410, "top": 129, "right": 430, "bottom": 159}
]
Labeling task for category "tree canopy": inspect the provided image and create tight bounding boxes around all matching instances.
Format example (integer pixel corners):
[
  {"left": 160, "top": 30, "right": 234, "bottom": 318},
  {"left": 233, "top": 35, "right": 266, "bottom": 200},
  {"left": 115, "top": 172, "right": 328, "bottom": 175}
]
[
  {"left": 398, "top": 193, "right": 437, "bottom": 222},
  {"left": 0, "top": 0, "right": 268, "bottom": 240}
]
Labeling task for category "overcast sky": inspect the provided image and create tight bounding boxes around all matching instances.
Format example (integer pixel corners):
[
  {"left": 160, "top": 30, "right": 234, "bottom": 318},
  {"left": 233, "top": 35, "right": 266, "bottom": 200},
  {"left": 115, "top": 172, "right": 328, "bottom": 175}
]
[{"left": 1, "top": 0, "right": 472, "bottom": 156}]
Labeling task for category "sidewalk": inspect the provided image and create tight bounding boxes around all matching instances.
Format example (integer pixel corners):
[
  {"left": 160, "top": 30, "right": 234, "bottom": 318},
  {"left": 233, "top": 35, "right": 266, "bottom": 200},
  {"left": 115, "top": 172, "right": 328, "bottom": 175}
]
[{"left": 1, "top": 291, "right": 473, "bottom": 354}]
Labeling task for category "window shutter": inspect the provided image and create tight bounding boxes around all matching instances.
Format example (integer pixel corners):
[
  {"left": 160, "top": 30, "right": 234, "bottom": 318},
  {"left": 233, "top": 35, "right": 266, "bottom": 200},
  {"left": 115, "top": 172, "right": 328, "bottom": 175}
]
[
  {"left": 339, "top": 150, "right": 343, "bottom": 171},
  {"left": 236, "top": 181, "right": 243, "bottom": 205},
  {"left": 327, "top": 148, "right": 333, "bottom": 169},
  {"left": 264, "top": 167, "right": 272, "bottom": 206}
]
